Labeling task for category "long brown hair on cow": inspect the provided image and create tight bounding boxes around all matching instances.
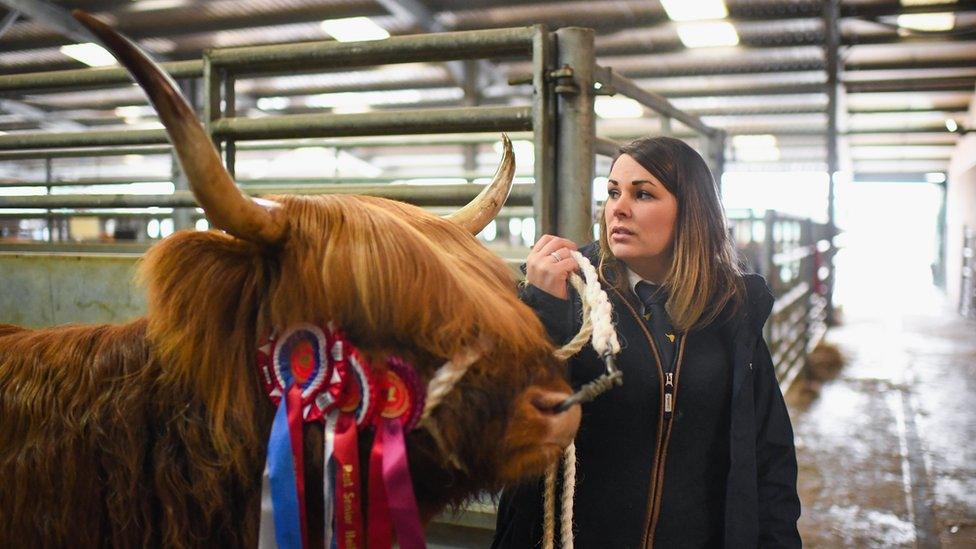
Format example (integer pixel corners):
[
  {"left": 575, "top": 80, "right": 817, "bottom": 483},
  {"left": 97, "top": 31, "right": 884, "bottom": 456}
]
[{"left": 0, "top": 12, "right": 581, "bottom": 547}]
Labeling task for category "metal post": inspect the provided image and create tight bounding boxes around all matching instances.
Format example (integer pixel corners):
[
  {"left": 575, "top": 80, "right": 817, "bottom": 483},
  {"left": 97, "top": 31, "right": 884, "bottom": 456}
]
[
  {"left": 554, "top": 27, "right": 596, "bottom": 244},
  {"left": 462, "top": 59, "right": 480, "bottom": 180},
  {"left": 44, "top": 157, "right": 53, "bottom": 242},
  {"left": 532, "top": 26, "right": 557, "bottom": 237},
  {"left": 172, "top": 78, "right": 197, "bottom": 231},
  {"left": 824, "top": 0, "right": 840, "bottom": 325},
  {"left": 705, "top": 131, "right": 726, "bottom": 191},
  {"left": 223, "top": 72, "right": 237, "bottom": 178}
]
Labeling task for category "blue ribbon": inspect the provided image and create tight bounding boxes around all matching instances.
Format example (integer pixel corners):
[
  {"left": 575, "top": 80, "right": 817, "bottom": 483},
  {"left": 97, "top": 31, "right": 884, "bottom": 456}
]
[{"left": 268, "top": 396, "right": 303, "bottom": 549}]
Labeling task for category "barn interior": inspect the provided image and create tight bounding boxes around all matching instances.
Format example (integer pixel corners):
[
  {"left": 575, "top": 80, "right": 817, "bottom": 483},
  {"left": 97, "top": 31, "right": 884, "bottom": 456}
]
[{"left": 0, "top": 0, "right": 974, "bottom": 546}]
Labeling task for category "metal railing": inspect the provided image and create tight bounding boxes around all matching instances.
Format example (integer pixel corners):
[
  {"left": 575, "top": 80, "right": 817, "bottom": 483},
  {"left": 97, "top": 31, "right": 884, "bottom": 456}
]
[
  {"left": 961, "top": 226, "right": 976, "bottom": 320},
  {"left": 728, "top": 209, "right": 835, "bottom": 393},
  {"left": 0, "top": 25, "right": 834, "bottom": 394}
]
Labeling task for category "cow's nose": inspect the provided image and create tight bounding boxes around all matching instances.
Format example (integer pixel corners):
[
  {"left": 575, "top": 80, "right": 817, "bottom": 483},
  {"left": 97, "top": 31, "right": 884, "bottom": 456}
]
[{"left": 530, "top": 388, "right": 581, "bottom": 449}]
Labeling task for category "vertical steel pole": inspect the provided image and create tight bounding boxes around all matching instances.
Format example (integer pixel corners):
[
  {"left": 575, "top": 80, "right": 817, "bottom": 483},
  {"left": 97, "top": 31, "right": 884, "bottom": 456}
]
[
  {"left": 824, "top": 0, "right": 840, "bottom": 324},
  {"left": 532, "top": 26, "right": 557, "bottom": 238},
  {"left": 44, "top": 157, "right": 53, "bottom": 243},
  {"left": 706, "top": 131, "right": 726, "bottom": 192},
  {"left": 172, "top": 78, "right": 196, "bottom": 231},
  {"left": 462, "top": 59, "right": 480, "bottom": 180},
  {"left": 223, "top": 73, "right": 237, "bottom": 178},
  {"left": 554, "top": 27, "right": 595, "bottom": 244}
]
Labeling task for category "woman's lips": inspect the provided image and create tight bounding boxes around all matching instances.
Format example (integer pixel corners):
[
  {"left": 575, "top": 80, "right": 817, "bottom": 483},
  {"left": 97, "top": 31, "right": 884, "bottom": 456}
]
[{"left": 610, "top": 227, "right": 634, "bottom": 242}]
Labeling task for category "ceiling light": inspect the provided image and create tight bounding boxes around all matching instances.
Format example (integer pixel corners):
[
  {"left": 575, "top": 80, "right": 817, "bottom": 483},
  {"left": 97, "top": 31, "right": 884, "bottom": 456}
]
[
  {"left": 256, "top": 97, "right": 290, "bottom": 111},
  {"left": 60, "top": 43, "right": 117, "bottom": 67},
  {"left": 594, "top": 96, "right": 645, "bottom": 119},
  {"left": 676, "top": 21, "right": 739, "bottom": 48},
  {"left": 896, "top": 12, "right": 955, "bottom": 31},
  {"left": 925, "top": 172, "right": 946, "bottom": 183},
  {"left": 732, "top": 134, "right": 780, "bottom": 162},
  {"left": 900, "top": 0, "right": 956, "bottom": 5},
  {"left": 320, "top": 17, "right": 390, "bottom": 42},
  {"left": 661, "top": 0, "right": 728, "bottom": 21},
  {"left": 946, "top": 118, "right": 959, "bottom": 132}
]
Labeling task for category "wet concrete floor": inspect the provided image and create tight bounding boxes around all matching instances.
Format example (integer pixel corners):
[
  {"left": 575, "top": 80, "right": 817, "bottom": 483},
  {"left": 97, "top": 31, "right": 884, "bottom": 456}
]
[{"left": 789, "top": 285, "right": 976, "bottom": 548}]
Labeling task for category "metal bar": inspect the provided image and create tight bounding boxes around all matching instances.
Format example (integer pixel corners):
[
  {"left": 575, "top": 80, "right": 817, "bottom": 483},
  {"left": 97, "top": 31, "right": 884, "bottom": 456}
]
[
  {"left": 0, "top": 176, "right": 171, "bottom": 187},
  {"left": 0, "top": 133, "right": 538, "bottom": 161},
  {"left": 0, "top": 60, "right": 202, "bottom": 93},
  {"left": 595, "top": 137, "right": 620, "bottom": 158},
  {"left": 0, "top": 9, "right": 19, "bottom": 40},
  {"left": 0, "top": 173, "right": 537, "bottom": 187},
  {"left": 211, "top": 106, "right": 533, "bottom": 140},
  {"left": 0, "top": 128, "right": 168, "bottom": 150},
  {"left": 0, "top": 0, "right": 98, "bottom": 45},
  {"left": 208, "top": 27, "right": 536, "bottom": 72},
  {"left": 0, "top": 145, "right": 172, "bottom": 160},
  {"left": 599, "top": 66, "right": 719, "bottom": 139},
  {"left": 0, "top": 184, "right": 534, "bottom": 209},
  {"left": 824, "top": 0, "right": 840, "bottom": 326},
  {"left": 0, "top": 205, "right": 535, "bottom": 219},
  {"left": 532, "top": 26, "right": 557, "bottom": 237},
  {"left": 554, "top": 27, "right": 596, "bottom": 244}
]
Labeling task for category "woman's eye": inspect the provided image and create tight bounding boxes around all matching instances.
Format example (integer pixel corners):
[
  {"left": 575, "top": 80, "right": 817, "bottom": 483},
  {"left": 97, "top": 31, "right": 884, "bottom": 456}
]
[
  {"left": 607, "top": 189, "right": 620, "bottom": 198},
  {"left": 637, "top": 190, "right": 652, "bottom": 199}
]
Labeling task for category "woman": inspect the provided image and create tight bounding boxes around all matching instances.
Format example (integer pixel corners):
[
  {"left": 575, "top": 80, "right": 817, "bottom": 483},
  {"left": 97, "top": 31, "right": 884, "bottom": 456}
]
[{"left": 493, "top": 137, "right": 801, "bottom": 547}]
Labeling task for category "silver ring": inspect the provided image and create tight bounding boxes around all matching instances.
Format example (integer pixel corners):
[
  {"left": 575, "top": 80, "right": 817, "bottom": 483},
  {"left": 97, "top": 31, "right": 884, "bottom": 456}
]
[{"left": 551, "top": 251, "right": 562, "bottom": 263}]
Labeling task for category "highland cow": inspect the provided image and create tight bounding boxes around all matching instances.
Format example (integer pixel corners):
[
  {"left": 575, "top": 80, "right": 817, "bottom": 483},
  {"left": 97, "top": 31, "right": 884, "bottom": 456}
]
[{"left": 0, "top": 12, "right": 580, "bottom": 547}]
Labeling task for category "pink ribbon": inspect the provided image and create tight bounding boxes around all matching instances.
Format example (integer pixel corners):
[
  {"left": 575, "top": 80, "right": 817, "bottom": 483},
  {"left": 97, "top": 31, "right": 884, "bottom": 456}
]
[{"left": 381, "top": 417, "right": 425, "bottom": 548}]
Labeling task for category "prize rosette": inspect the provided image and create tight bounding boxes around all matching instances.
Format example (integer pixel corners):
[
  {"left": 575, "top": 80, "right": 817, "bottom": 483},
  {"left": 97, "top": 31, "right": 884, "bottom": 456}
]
[
  {"left": 334, "top": 336, "right": 378, "bottom": 427},
  {"left": 380, "top": 355, "right": 425, "bottom": 431},
  {"left": 257, "top": 323, "right": 336, "bottom": 422}
]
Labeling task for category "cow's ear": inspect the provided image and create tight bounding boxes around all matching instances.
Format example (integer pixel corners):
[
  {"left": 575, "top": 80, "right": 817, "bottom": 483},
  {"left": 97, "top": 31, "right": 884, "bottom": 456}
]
[{"left": 137, "top": 230, "right": 273, "bottom": 448}]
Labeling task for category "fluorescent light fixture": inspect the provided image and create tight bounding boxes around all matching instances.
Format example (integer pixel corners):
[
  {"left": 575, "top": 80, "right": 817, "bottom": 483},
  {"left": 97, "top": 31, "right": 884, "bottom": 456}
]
[
  {"left": 900, "top": 0, "right": 956, "bottom": 5},
  {"left": 60, "top": 43, "right": 117, "bottom": 67},
  {"left": 594, "top": 96, "right": 645, "bottom": 119},
  {"left": 896, "top": 12, "right": 955, "bottom": 31},
  {"left": 946, "top": 118, "right": 959, "bottom": 132},
  {"left": 732, "top": 134, "right": 780, "bottom": 161},
  {"left": 676, "top": 21, "right": 739, "bottom": 48},
  {"left": 661, "top": 0, "right": 728, "bottom": 21},
  {"left": 256, "top": 97, "right": 290, "bottom": 111},
  {"left": 332, "top": 104, "right": 372, "bottom": 115},
  {"left": 305, "top": 88, "right": 462, "bottom": 109},
  {"left": 925, "top": 172, "right": 946, "bottom": 183},
  {"left": 320, "top": 17, "right": 390, "bottom": 42}
]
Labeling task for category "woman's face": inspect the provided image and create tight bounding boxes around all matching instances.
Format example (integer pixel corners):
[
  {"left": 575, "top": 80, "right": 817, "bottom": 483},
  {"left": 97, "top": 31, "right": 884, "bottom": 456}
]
[{"left": 604, "top": 154, "right": 679, "bottom": 276}]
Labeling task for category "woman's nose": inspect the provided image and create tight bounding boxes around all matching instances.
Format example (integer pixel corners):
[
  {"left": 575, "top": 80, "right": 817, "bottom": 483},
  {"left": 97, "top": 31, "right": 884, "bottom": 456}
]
[{"left": 611, "top": 198, "right": 630, "bottom": 218}]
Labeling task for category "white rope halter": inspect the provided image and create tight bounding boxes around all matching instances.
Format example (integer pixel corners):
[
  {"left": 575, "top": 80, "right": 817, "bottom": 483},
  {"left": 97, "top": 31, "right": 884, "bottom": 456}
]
[
  {"left": 419, "top": 251, "right": 622, "bottom": 549},
  {"left": 544, "top": 251, "right": 622, "bottom": 549}
]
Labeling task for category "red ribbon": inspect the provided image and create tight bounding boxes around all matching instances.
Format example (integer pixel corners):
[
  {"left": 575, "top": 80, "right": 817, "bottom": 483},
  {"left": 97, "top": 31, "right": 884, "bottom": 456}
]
[
  {"left": 285, "top": 384, "right": 309, "bottom": 548},
  {"left": 334, "top": 412, "right": 364, "bottom": 549},
  {"left": 367, "top": 425, "right": 393, "bottom": 548}
]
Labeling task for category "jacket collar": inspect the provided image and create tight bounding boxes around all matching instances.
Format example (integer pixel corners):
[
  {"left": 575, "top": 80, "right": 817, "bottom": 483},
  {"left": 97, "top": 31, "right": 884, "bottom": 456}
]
[{"left": 580, "top": 241, "right": 773, "bottom": 400}]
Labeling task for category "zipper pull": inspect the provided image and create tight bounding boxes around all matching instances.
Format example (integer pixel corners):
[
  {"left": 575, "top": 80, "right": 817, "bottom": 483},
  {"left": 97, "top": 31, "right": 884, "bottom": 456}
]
[{"left": 664, "top": 373, "right": 674, "bottom": 419}]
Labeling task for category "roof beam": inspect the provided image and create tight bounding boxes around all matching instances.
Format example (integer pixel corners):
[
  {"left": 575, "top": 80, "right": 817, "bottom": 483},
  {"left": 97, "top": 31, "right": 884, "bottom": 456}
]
[{"left": 0, "top": 0, "right": 98, "bottom": 44}]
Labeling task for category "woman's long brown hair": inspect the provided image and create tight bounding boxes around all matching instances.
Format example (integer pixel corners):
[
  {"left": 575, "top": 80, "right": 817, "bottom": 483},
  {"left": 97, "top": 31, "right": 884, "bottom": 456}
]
[{"left": 598, "top": 136, "right": 743, "bottom": 332}]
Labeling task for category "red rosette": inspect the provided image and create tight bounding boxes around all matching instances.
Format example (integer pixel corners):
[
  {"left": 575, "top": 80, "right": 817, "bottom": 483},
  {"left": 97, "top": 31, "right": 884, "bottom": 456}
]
[
  {"left": 337, "top": 345, "right": 377, "bottom": 427},
  {"left": 380, "top": 356, "right": 425, "bottom": 431},
  {"left": 257, "top": 323, "right": 336, "bottom": 422}
]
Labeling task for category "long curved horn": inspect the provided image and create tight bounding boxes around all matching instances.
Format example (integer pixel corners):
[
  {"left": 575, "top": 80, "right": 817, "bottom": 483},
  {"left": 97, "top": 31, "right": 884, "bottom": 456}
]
[
  {"left": 446, "top": 134, "right": 516, "bottom": 235},
  {"left": 72, "top": 11, "right": 286, "bottom": 245}
]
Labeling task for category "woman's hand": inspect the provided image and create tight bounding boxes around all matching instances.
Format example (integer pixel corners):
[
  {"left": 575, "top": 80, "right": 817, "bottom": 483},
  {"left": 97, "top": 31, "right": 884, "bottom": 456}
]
[{"left": 525, "top": 235, "right": 579, "bottom": 299}]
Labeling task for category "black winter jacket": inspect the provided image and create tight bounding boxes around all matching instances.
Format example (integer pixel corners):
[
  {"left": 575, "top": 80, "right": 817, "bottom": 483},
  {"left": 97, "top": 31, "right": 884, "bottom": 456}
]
[{"left": 493, "top": 242, "right": 801, "bottom": 548}]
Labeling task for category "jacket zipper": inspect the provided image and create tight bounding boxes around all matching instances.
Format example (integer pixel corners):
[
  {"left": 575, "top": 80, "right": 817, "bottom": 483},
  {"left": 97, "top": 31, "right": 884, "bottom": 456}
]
[{"left": 606, "top": 285, "right": 687, "bottom": 548}]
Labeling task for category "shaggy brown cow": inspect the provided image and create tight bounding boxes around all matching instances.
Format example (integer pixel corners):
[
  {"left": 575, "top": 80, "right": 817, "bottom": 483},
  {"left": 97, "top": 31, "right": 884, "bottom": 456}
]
[{"left": 0, "top": 13, "right": 580, "bottom": 547}]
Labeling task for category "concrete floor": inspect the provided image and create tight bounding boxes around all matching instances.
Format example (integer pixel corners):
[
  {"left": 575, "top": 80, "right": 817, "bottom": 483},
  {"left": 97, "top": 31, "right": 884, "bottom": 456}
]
[{"left": 790, "top": 283, "right": 976, "bottom": 548}]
